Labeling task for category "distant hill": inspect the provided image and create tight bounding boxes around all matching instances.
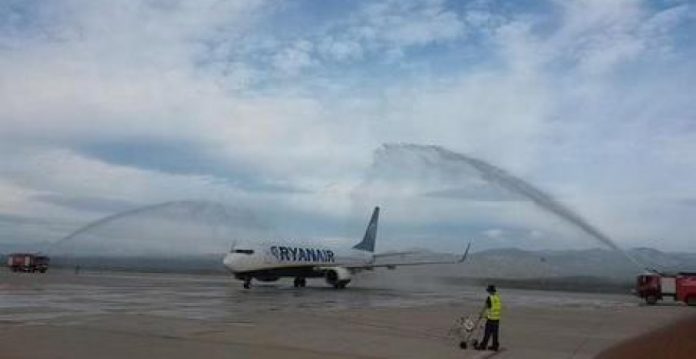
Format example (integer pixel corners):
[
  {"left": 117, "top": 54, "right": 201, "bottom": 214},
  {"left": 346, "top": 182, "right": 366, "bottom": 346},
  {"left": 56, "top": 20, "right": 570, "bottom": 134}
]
[{"left": 376, "top": 247, "right": 696, "bottom": 281}]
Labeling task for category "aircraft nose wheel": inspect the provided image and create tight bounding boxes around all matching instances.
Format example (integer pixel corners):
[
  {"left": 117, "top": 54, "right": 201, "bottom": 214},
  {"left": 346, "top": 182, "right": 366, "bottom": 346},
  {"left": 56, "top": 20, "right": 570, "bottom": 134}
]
[{"left": 294, "top": 277, "right": 307, "bottom": 288}]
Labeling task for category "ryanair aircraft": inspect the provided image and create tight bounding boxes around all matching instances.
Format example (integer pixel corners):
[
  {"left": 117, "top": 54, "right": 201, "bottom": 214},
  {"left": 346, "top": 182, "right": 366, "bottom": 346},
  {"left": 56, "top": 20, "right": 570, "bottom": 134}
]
[{"left": 223, "top": 207, "right": 470, "bottom": 289}]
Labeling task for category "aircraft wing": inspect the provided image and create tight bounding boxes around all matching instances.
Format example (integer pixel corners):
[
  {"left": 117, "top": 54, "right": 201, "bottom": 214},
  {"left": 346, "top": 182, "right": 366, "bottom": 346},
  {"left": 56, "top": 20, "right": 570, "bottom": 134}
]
[
  {"left": 348, "top": 242, "right": 471, "bottom": 270},
  {"left": 372, "top": 250, "right": 423, "bottom": 259}
]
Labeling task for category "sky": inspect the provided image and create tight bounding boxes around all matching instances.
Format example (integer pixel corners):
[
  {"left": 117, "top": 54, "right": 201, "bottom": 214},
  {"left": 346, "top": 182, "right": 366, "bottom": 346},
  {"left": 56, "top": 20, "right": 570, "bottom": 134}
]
[{"left": 1, "top": 0, "right": 695, "bottom": 254}]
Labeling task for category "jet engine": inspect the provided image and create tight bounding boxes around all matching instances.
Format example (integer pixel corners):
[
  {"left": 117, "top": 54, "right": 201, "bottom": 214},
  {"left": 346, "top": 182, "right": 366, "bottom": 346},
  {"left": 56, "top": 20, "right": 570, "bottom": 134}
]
[{"left": 325, "top": 267, "right": 351, "bottom": 289}]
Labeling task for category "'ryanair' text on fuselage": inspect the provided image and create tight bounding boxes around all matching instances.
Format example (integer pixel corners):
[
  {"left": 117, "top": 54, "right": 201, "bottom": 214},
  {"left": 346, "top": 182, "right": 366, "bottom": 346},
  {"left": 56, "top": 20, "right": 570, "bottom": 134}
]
[{"left": 270, "top": 246, "right": 335, "bottom": 263}]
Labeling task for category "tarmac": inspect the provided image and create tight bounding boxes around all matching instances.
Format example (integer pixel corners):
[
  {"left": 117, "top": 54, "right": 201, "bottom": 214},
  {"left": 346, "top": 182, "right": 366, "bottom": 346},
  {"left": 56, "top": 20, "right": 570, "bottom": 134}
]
[{"left": 0, "top": 269, "right": 692, "bottom": 358}]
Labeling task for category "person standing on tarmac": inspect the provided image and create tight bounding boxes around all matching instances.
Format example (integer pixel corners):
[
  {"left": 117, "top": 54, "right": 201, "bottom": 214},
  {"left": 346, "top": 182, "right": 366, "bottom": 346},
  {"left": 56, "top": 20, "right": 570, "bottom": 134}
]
[{"left": 477, "top": 284, "right": 502, "bottom": 351}]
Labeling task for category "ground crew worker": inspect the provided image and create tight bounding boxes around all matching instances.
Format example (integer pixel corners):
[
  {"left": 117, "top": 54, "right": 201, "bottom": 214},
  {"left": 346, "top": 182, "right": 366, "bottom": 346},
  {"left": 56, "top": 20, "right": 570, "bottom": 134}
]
[{"left": 477, "top": 284, "right": 501, "bottom": 351}]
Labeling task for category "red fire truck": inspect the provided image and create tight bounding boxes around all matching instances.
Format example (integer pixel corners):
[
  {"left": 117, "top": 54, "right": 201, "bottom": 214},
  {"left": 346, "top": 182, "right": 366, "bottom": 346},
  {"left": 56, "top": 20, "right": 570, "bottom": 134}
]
[
  {"left": 6, "top": 253, "right": 50, "bottom": 273},
  {"left": 635, "top": 272, "right": 696, "bottom": 306}
]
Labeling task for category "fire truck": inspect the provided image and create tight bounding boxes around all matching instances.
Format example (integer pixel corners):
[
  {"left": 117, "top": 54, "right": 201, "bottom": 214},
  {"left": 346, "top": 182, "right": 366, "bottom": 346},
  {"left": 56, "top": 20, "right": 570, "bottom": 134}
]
[
  {"left": 635, "top": 272, "right": 696, "bottom": 306},
  {"left": 6, "top": 253, "right": 50, "bottom": 273}
]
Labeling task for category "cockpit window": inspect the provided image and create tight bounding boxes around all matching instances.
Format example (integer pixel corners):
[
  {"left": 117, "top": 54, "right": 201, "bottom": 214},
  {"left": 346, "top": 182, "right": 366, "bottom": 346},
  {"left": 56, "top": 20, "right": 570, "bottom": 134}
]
[{"left": 233, "top": 249, "right": 254, "bottom": 255}]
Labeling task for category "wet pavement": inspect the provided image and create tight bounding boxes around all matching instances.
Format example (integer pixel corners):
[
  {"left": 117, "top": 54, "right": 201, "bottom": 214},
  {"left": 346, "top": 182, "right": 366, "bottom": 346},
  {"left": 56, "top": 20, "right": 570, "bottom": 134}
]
[
  {"left": 1, "top": 268, "right": 636, "bottom": 324},
  {"left": 0, "top": 268, "right": 690, "bottom": 359}
]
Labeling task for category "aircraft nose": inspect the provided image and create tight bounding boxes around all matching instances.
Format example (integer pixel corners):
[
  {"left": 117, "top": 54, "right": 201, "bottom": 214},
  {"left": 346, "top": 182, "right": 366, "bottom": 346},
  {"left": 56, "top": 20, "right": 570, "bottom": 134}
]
[{"left": 222, "top": 253, "right": 235, "bottom": 270}]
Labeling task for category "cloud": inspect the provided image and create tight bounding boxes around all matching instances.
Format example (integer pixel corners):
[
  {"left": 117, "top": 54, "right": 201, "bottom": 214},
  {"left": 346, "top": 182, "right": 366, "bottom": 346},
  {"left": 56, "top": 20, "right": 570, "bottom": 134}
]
[
  {"left": 424, "top": 186, "right": 521, "bottom": 202},
  {"left": 548, "top": 0, "right": 691, "bottom": 74},
  {"left": 76, "top": 139, "right": 306, "bottom": 192},
  {"left": 356, "top": 0, "right": 466, "bottom": 49},
  {"left": 272, "top": 40, "right": 317, "bottom": 76},
  {"left": 318, "top": 38, "right": 364, "bottom": 62},
  {"left": 32, "top": 194, "right": 137, "bottom": 214},
  {"left": 483, "top": 228, "right": 504, "bottom": 239},
  {"left": 0, "top": 0, "right": 695, "bottom": 252},
  {"left": 244, "top": 0, "right": 470, "bottom": 74}
]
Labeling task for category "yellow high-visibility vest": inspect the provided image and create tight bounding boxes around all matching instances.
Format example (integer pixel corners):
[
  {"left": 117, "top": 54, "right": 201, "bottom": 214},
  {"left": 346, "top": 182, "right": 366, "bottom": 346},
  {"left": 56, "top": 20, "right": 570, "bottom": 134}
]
[{"left": 487, "top": 294, "right": 502, "bottom": 320}]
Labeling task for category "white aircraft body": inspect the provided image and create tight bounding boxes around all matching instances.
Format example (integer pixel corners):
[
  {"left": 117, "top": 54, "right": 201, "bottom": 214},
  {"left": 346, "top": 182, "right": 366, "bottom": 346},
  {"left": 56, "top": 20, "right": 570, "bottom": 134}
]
[{"left": 223, "top": 207, "right": 470, "bottom": 289}]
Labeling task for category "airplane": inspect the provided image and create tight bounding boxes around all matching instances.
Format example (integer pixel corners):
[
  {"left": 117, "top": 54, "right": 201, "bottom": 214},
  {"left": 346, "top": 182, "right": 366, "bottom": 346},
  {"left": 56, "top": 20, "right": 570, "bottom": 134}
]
[{"left": 222, "top": 206, "right": 471, "bottom": 289}]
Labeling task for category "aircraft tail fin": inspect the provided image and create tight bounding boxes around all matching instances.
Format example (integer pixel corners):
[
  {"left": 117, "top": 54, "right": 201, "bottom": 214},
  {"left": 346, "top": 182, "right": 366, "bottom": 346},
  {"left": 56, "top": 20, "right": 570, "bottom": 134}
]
[{"left": 352, "top": 206, "right": 379, "bottom": 252}]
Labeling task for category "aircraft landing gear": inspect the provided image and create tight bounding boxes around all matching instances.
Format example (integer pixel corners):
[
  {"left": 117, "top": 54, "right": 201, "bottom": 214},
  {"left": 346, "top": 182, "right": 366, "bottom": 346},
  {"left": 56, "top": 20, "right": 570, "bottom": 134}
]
[
  {"left": 333, "top": 280, "right": 349, "bottom": 289},
  {"left": 293, "top": 277, "right": 306, "bottom": 288},
  {"left": 243, "top": 277, "right": 252, "bottom": 289}
]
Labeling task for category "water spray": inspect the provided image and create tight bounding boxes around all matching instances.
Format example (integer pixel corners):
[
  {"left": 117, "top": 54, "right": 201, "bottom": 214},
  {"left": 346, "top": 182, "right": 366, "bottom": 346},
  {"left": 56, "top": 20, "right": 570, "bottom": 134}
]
[
  {"left": 380, "top": 143, "right": 645, "bottom": 270},
  {"left": 48, "top": 200, "right": 264, "bottom": 256}
]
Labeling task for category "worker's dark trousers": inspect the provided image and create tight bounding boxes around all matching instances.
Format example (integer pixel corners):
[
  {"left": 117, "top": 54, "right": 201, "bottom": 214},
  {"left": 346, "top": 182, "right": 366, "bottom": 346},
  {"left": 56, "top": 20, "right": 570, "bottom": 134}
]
[{"left": 479, "top": 319, "right": 500, "bottom": 349}]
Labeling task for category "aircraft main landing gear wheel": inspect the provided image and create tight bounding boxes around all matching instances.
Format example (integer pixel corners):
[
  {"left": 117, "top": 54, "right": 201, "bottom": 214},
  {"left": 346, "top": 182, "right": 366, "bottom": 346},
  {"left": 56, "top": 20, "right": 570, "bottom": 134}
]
[
  {"left": 333, "top": 280, "right": 349, "bottom": 289},
  {"left": 243, "top": 278, "right": 252, "bottom": 289},
  {"left": 459, "top": 341, "right": 467, "bottom": 349}
]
